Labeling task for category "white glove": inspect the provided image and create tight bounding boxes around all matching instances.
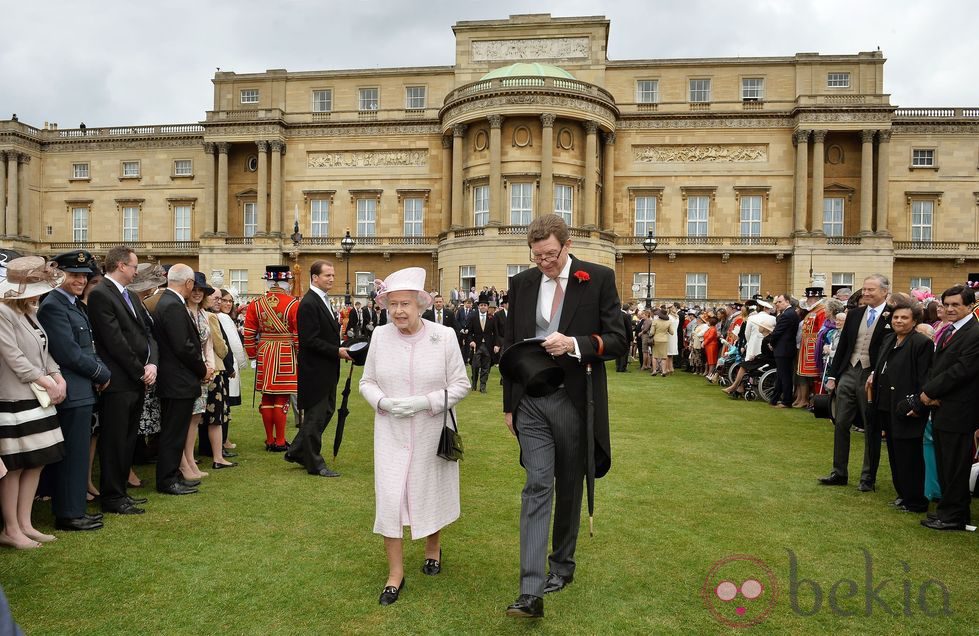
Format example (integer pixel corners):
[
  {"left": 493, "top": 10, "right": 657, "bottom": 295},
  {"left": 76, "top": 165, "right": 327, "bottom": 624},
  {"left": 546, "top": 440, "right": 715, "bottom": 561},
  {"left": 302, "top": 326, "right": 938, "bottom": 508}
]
[
  {"left": 378, "top": 397, "right": 396, "bottom": 412},
  {"left": 388, "top": 396, "right": 431, "bottom": 418}
]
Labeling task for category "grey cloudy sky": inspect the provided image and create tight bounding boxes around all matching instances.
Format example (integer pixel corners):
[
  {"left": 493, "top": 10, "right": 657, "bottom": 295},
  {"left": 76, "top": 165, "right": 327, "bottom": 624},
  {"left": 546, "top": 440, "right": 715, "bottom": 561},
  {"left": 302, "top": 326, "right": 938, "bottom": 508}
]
[{"left": 2, "top": 0, "right": 976, "bottom": 127}]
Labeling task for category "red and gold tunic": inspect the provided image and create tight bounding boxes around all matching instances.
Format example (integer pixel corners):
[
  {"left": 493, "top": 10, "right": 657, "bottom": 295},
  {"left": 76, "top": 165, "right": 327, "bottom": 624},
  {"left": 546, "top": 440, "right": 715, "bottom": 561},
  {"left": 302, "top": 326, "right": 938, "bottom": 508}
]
[
  {"left": 797, "top": 300, "right": 829, "bottom": 377},
  {"left": 243, "top": 289, "right": 299, "bottom": 394}
]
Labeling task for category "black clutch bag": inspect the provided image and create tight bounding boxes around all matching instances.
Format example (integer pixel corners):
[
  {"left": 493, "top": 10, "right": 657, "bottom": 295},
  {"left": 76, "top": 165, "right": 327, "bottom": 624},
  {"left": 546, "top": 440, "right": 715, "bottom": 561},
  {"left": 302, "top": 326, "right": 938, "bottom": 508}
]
[
  {"left": 895, "top": 393, "right": 928, "bottom": 418},
  {"left": 437, "top": 389, "right": 463, "bottom": 462}
]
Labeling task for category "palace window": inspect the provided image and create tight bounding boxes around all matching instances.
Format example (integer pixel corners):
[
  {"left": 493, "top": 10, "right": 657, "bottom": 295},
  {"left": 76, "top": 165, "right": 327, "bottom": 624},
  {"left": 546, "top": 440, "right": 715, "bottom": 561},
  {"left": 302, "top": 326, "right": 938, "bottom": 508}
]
[
  {"left": 554, "top": 184, "right": 573, "bottom": 225},
  {"left": 312, "top": 90, "right": 332, "bottom": 112},
  {"left": 356, "top": 198, "right": 377, "bottom": 236},
  {"left": 634, "top": 273, "right": 655, "bottom": 298},
  {"left": 72, "top": 163, "right": 89, "bottom": 179},
  {"left": 310, "top": 199, "right": 329, "bottom": 237},
  {"left": 174, "top": 205, "right": 192, "bottom": 241},
  {"left": 122, "top": 161, "right": 140, "bottom": 178},
  {"left": 823, "top": 198, "right": 844, "bottom": 236},
  {"left": 741, "top": 78, "right": 764, "bottom": 101},
  {"left": 240, "top": 89, "right": 259, "bottom": 104},
  {"left": 686, "top": 196, "right": 709, "bottom": 237},
  {"left": 689, "top": 79, "right": 711, "bottom": 103},
  {"left": 739, "top": 195, "right": 762, "bottom": 237},
  {"left": 229, "top": 269, "right": 248, "bottom": 295},
  {"left": 910, "top": 277, "right": 932, "bottom": 291},
  {"left": 122, "top": 206, "right": 139, "bottom": 242},
  {"left": 403, "top": 197, "right": 424, "bottom": 236},
  {"left": 473, "top": 185, "right": 489, "bottom": 227},
  {"left": 686, "top": 273, "right": 708, "bottom": 300},
  {"left": 355, "top": 271, "right": 374, "bottom": 297},
  {"left": 173, "top": 159, "right": 193, "bottom": 177},
  {"left": 739, "top": 274, "right": 761, "bottom": 299},
  {"left": 359, "top": 87, "right": 379, "bottom": 111},
  {"left": 832, "top": 272, "right": 854, "bottom": 290},
  {"left": 405, "top": 86, "right": 426, "bottom": 110},
  {"left": 507, "top": 264, "right": 530, "bottom": 281},
  {"left": 460, "top": 265, "right": 476, "bottom": 294},
  {"left": 827, "top": 72, "right": 850, "bottom": 88},
  {"left": 636, "top": 80, "right": 658, "bottom": 104},
  {"left": 510, "top": 183, "right": 533, "bottom": 225},
  {"left": 243, "top": 202, "right": 257, "bottom": 237},
  {"left": 910, "top": 200, "right": 934, "bottom": 242},
  {"left": 635, "top": 196, "right": 656, "bottom": 236},
  {"left": 911, "top": 149, "right": 935, "bottom": 168},
  {"left": 72, "top": 207, "right": 89, "bottom": 242}
]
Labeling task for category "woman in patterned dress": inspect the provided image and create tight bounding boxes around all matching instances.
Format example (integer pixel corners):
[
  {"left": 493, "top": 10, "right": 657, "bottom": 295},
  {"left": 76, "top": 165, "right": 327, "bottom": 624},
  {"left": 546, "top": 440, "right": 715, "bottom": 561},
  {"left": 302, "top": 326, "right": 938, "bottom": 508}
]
[{"left": 180, "top": 273, "right": 216, "bottom": 481}]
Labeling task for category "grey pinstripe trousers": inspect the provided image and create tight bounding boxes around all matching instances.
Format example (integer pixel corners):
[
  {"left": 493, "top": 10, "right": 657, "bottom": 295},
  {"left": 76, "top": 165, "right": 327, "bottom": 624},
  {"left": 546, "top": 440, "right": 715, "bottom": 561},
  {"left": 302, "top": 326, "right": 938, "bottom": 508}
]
[{"left": 516, "top": 388, "right": 586, "bottom": 597}]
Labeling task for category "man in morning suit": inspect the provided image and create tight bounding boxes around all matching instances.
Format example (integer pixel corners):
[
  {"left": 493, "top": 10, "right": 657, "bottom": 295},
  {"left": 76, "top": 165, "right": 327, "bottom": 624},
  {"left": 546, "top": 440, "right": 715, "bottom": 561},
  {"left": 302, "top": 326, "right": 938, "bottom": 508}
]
[
  {"left": 468, "top": 296, "right": 495, "bottom": 393},
  {"left": 422, "top": 294, "right": 455, "bottom": 329},
  {"left": 502, "top": 215, "right": 627, "bottom": 619},
  {"left": 151, "top": 264, "right": 207, "bottom": 495},
  {"left": 768, "top": 294, "right": 800, "bottom": 408},
  {"left": 455, "top": 297, "right": 474, "bottom": 365},
  {"left": 819, "top": 274, "right": 892, "bottom": 490},
  {"left": 37, "top": 250, "right": 110, "bottom": 531},
  {"left": 918, "top": 285, "right": 979, "bottom": 530},
  {"left": 285, "top": 261, "right": 350, "bottom": 477},
  {"left": 86, "top": 246, "right": 157, "bottom": 514}
]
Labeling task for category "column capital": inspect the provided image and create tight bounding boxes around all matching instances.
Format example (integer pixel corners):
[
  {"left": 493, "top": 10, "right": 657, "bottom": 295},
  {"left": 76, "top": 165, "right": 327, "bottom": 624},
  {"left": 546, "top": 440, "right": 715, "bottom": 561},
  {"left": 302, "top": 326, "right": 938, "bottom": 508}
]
[
  {"left": 441, "top": 135, "right": 453, "bottom": 149},
  {"left": 583, "top": 121, "right": 599, "bottom": 135},
  {"left": 860, "top": 129, "right": 876, "bottom": 143},
  {"left": 0, "top": 150, "right": 5, "bottom": 161},
  {"left": 203, "top": 142, "right": 216, "bottom": 155},
  {"left": 269, "top": 140, "right": 284, "bottom": 153},
  {"left": 17, "top": 153, "right": 30, "bottom": 165},
  {"left": 487, "top": 114, "right": 504, "bottom": 129},
  {"left": 216, "top": 142, "right": 229, "bottom": 154},
  {"left": 602, "top": 131, "right": 616, "bottom": 145},
  {"left": 256, "top": 140, "right": 269, "bottom": 152},
  {"left": 811, "top": 129, "right": 828, "bottom": 143},
  {"left": 540, "top": 113, "right": 556, "bottom": 128},
  {"left": 793, "top": 129, "right": 811, "bottom": 145},
  {"left": 452, "top": 124, "right": 467, "bottom": 138},
  {"left": 877, "top": 129, "right": 892, "bottom": 143}
]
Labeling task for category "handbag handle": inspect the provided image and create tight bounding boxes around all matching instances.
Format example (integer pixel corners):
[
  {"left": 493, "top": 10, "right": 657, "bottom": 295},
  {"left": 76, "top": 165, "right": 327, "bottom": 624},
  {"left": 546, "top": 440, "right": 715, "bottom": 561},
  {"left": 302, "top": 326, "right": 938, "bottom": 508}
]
[{"left": 443, "top": 389, "right": 459, "bottom": 432}]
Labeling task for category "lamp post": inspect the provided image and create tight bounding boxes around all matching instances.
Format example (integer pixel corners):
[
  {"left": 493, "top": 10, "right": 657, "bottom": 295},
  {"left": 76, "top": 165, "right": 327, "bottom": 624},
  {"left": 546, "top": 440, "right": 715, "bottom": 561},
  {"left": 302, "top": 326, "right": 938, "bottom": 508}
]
[
  {"left": 642, "top": 230, "right": 657, "bottom": 309},
  {"left": 341, "top": 229, "right": 356, "bottom": 305}
]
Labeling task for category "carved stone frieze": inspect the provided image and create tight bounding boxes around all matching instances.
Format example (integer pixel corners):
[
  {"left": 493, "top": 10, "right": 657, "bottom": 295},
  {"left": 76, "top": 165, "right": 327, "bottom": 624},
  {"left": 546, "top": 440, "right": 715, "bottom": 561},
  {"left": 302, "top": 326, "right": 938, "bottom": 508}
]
[
  {"left": 446, "top": 94, "right": 615, "bottom": 122},
  {"left": 617, "top": 117, "right": 795, "bottom": 129},
  {"left": 40, "top": 137, "right": 204, "bottom": 152},
  {"left": 797, "top": 111, "right": 892, "bottom": 123},
  {"left": 891, "top": 124, "right": 979, "bottom": 134},
  {"left": 471, "top": 37, "right": 589, "bottom": 61},
  {"left": 633, "top": 144, "right": 768, "bottom": 163},
  {"left": 307, "top": 149, "right": 428, "bottom": 169},
  {"left": 286, "top": 123, "right": 440, "bottom": 137}
]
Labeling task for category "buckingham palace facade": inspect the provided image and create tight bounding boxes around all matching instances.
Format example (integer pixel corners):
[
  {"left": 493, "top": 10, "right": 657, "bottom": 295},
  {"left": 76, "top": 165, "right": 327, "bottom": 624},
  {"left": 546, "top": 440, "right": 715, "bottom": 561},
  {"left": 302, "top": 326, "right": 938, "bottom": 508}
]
[{"left": 2, "top": 13, "right": 978, "bottom": 301}]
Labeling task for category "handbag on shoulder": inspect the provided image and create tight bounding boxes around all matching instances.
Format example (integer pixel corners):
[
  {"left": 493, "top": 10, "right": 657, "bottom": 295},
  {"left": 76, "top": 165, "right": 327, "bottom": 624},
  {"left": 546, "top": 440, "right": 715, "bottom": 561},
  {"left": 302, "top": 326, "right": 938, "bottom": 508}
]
[{"left": 437, "top": 389, "right": 463, "bottom": 462}]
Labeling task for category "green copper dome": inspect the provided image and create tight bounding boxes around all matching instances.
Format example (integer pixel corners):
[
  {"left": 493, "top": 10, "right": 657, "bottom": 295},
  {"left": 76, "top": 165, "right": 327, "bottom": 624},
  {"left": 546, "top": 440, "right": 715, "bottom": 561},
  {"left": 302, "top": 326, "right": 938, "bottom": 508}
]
[{"left": 480, "top": 63, "right": 576, "bottom": 80}]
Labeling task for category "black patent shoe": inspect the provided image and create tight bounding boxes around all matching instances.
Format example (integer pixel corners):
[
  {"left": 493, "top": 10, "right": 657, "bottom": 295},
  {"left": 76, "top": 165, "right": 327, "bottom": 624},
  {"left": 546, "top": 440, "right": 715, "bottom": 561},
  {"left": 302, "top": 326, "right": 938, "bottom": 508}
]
[
  {"left": 379, "top": 578, "right": 405, "bottom": 606},
  {"left": 422, "top": 549, "right": 442, "bottom": 576},
  {"left": 506, "top": 594, "right": 543, "bottom": 618}
]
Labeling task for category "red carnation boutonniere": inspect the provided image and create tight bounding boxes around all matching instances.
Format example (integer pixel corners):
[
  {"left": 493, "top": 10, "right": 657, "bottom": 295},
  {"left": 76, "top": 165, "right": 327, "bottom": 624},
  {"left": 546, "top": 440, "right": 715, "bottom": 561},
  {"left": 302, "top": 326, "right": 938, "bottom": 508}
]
[{"left": 573, "top": 270, "right": 590, "bottom": 283}]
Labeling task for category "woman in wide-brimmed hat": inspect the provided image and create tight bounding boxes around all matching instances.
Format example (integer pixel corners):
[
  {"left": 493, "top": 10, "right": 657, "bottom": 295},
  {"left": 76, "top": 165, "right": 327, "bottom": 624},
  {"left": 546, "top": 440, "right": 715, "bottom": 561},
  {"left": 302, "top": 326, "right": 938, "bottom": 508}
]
[
  {"left": 0, "top": 256, "right": 67, "bottom": 549},
  {"left": 358, "top": 267, "right": 470, "bottom": 606}
]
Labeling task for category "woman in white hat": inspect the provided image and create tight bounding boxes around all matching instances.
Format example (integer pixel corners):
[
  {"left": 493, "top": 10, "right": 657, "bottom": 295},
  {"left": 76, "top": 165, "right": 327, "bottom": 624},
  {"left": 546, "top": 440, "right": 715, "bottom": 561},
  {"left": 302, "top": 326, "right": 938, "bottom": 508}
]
[
  {"left": 0, "top": 256, "right": 67, "bottom": 549},
  {"left": 359, "top": 267, "right": 470, "bottom": 606}
]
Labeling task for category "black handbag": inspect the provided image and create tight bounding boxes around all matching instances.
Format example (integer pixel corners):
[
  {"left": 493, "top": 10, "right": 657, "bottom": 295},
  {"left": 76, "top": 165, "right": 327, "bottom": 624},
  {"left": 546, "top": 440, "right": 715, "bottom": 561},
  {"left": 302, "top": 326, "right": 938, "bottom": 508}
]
[{"left": 437, "top": 389, "right": 463, "bottom": 462}]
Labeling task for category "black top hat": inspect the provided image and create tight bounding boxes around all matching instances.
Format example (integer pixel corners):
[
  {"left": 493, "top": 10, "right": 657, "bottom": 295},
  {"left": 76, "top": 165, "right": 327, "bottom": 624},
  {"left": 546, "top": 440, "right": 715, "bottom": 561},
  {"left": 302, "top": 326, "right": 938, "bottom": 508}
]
[
  {"left": 501, "top": 294, "right": 509, "bottom": 305},
  {"left": 344, "top": 336, "right": 370, "bottom": 366},
  {"left": 805, "top": 287, "right": 826, "bottom": 298},
  {"left": 968, "top": 273, "right": 979, "bottom": 285},
  {"left": 263, "top": 265, "right": 293, "bottom": 281},
  {"left": 812, "top": 394, "right": 834, "bottom": 420},
  {"left": 193, "top": 271, "right": 215, "bottom": 295},
  {"left": 53, "top": 249, "right": 97, "bottom": 274},
  {"left": 477, "top": 292, "right": 489, "bottom": 305},
  {"left": 499, "top": 338, "right": 565, "bottom": 398}
]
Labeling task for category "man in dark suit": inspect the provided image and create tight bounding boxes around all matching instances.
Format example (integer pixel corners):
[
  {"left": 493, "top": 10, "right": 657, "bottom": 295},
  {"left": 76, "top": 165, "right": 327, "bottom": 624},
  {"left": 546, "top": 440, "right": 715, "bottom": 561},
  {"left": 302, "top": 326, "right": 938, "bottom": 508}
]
[
  {"left": 87, "top": 246, "right": 157, "bottom": 514},
  {"left": 818, "top": 274, "right": 892, "bottom": 490},
  {"left": 615, "top": 303, "right": 632, "bottom": 372},
  {"left": 345, "top": 301, "right": 361, "bottom": 338},
  {"left": 152, "top": 264, "right": 207, "bottom": 495},
  {"left": 919, "top": 285, "right": 979, "bottom": 530},
  {"left": 494, "top": 296, "right": 508, "bottom": 385},
  {"left": 422, "top": 294, "right": 455, "bottom": 329},
  {"left": 502, "top": 215, "right": 627, "bottom": 619},
  {"left": 285, "top": 260, "right": 350, "bottom": 477},
  {"left": 768, "top": 294, "right": 800, "bottom": 408},
  {"left": 37, "top": 250, "right": 110, "bottom": 531},
  {"left": 362, "top": 300, "right": 378, "bottom": 340},
  {"left": 455, "top": 297, "right": 474, "bottom": 365},
  {"left": 468, "top": 297, "right": 496, "bottom": 393}
]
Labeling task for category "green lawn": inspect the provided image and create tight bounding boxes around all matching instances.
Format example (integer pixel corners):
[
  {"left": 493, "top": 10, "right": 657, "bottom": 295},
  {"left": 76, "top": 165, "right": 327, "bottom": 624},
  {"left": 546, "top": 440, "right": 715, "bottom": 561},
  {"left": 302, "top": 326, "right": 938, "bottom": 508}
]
[{"left": 1, "top": 364, "right": 975, "bottom": 635}]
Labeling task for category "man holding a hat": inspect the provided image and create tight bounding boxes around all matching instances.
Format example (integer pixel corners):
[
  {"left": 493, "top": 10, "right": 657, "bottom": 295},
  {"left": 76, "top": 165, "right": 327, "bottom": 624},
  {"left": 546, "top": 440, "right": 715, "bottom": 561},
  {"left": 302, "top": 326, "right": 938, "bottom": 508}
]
[
  {"left": 37, "top": 250, "right": 110, "bottom": 531},
  {"left": 501, "top": 214, "right": 627, "bottom": 618},
  {"left": 467, "top": 295, "right": 496, "bottom": 393}
]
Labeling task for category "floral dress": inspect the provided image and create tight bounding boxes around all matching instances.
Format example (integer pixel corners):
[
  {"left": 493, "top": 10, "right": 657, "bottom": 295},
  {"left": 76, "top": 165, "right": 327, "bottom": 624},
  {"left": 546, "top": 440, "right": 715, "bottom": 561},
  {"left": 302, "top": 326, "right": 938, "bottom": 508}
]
[{"left": 192, "top": 309, "right": 209, "bottom": 415}]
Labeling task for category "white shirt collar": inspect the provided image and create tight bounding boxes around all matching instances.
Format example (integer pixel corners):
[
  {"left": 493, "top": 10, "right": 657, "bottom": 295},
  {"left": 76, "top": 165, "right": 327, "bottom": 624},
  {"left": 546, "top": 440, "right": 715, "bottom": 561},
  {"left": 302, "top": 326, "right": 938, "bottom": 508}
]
[
  {"left": 166, "top": 288, "right": 187, "bottom": 305},
  {"left": 107, "top": 275, "right": 127, "bottom": 294},
  {"left": 546, "top": 257, "right": 573, "bottom": 283},
  {"left": 310, "top": 285, "right": 329, "bottom": 302},
  {"left": 952, "top": 313, "right": 974, "bottom": 331},
  {"left": 870, "top": 301, "right": 887, "bottom": 315}
]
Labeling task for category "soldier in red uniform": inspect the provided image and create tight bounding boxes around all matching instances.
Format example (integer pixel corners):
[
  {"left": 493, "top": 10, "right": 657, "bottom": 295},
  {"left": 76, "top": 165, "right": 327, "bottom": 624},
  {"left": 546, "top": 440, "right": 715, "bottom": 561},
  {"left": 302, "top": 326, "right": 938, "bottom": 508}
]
[
  {"left": 243, "top": 265, "right": 299, "bottom": 451},
  {"left": 796, "top": 287, "right": 829, "bottom": 407}
]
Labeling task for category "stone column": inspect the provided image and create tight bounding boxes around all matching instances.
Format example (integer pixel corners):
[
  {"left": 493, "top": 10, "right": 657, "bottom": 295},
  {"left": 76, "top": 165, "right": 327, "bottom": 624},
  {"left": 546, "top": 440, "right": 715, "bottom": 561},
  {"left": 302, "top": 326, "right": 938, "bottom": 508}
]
[
  {"left": 859, "top": 129, "right": 875, "bottom": 236},
  {"left": 810, "top": 130, "right": 827, "bottom": 236},
  {"left": 0, "top": 151, "right": 7, "bottom": 236},
  {"left": 792, "top": 129, "right": 810, "bottom": 236},
  {"left": 875, "top": 130, "right": 891, "bottom": 236},
  {"left": 601, "top": 132, "right": 616, "bottom": 231},
  {"left": 255, "top": 140, "right": 269, "bottom": 235},
  {"left": 270, "top": 140, "right": 284, "bottom": 236},
  {"left": 583, "top": 121, "right": 598, "bottom": 229},
  {"left": 17, "top": 154, "right": 30, "bottom": 239},
  {"left": 216, "top": 143, "right": 229, "bottom": 235},
  {"left": 539, "top": 113, "right": 555, "bottom": 217},
  {"left": 440, "top": 136, "right": 452, "bottom": 233},
  {"left": 450, "top": 124, "right": 466, "bottom": 228},
  {"left": 5, "top": 152, "right": 19, "bottom": 238},
  {"left": 488, "top": 115, "right": 504, "bottom": 226},
  {"left": 201, "top": 143, "right": 216, "bottom": 236}
]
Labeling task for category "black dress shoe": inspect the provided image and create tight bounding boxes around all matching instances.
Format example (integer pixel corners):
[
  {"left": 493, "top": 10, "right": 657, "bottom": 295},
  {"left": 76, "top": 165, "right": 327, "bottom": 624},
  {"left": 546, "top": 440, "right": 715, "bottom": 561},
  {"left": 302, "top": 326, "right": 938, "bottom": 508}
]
[
  {"left": 269, "top": 443, "right": 289, "bottom": 452},
  {"left": 84, "top": 513, "right": 104, "bottom": 522},
  {"left": 283, "top": 453, "right": 300, "bottom": 464},
  {"left": 222, "top": 449, "right": 238, "bottom": 458},
  {"left": 158, "top": 482, "right": 199, "bottom": 496},
  {"left": 55, "top": 516, "right": 104, "bottom": 531},
  {"left": 543, "top": 572, "right": 573, "bottom": 594},
  {"left": 817, "top": 474, "right": 848, "bottom": 486},
  {"left": 920, "top": 518, "right": 966, "bottom": 531},
  {"left": 127, "top": 496, "right": 149, "bottom": 505},
  {"left": 313, "top": 467, "right": 340, "bottom": 477},
  {"left": 103, "top": 502, "right": 145, "bottom": 515},
  {"left": 422, "top": 549, "right": 442, "bottom": 576},
  {"left": 506, "top": 594, "right": 543, "bottom": 618},
  {"left": 897, "top": 504, "right": 928, "bottom": 513},
  {"left": 265, "top": 443, "right": 273, "bottom": 452},
  {"left": 378, "top": 578, "right": 405, "bottom": 606},
  {"left": 180, "top": 478, "right": 201, "bottom": 488},
  {"left": 857, "top": 482, "right": 876, "bottom": 492},
  {"left": 212, "top": 461, "right": 238, "bottom": 469}
]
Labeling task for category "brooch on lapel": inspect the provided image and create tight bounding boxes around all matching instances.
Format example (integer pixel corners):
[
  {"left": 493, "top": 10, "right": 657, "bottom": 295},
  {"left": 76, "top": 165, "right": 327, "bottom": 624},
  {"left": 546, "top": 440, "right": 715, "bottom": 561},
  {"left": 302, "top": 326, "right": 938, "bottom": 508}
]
[
  {"left": 573, "top": 270, "right": 590, "bottom": 283},
  {"left": 430, "top": 333, "right": 442, "bottom": 344}
]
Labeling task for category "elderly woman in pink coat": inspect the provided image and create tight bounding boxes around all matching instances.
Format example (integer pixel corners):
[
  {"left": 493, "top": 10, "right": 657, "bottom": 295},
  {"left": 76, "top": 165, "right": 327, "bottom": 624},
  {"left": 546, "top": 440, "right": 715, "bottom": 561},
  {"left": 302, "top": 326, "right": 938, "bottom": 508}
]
[{"left": 359, "top": 267, "right": 470, "bottom": 607}]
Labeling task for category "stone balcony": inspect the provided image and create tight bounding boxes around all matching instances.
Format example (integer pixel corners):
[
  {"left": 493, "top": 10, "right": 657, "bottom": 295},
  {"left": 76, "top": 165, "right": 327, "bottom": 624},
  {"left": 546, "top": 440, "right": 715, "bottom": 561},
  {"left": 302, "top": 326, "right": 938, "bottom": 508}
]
[
  {"left": 614, "top": 235, "right": 793, "bottom": 256},
  {"left": 893, "top": 240, "right": 979, "bottom": 260},
  {"left": 38, "top": 240, "right": 200, "bottom": 256},
  {"left": 203, "top": 107, "right": 441, "bottom": 125}
]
